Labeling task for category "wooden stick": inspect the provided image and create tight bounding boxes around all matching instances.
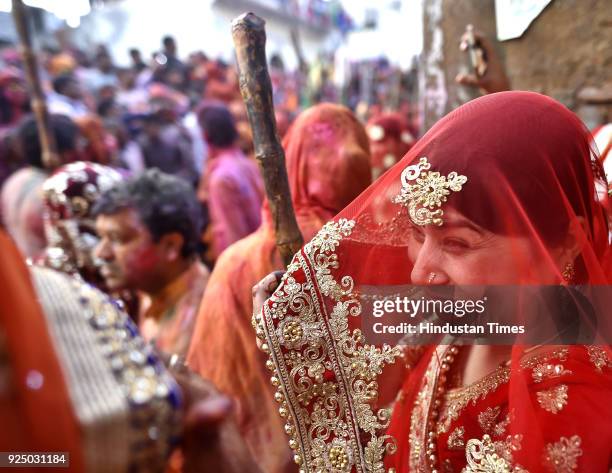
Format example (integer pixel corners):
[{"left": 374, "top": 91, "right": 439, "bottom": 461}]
[
  {"left": 12, "top": 0, "right": 59, "bottom": 169},
  {"left": 231, "top": 12, "right": 303, "bottom": 268}
]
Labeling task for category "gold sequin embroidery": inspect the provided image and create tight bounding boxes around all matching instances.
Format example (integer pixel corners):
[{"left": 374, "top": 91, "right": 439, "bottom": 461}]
[
  {"left": 448, "top": 426, "right": 466, "bottom": 450},
  {"left": 543, "top": 435, "right": 582, "bottom": 473},
  {"left": 586, "top": 346, "right": 611, "bottom": 372},
  {"left": 437, "top": 349, "right": 568, "bottom": 435},
  {"left": 536, "top": 385, "right": 568, "bottom": 414},
  {"left": 532, "top": 362, "right": 572, "bottom": 384},
  {"left": 254, "top": 219, "right": 402, "bottom": 473},
  {"left": 462, "top": 434, "right": 525, "bottom": 473},
  {"left": 477, "top": 407, "right": 513, "bottom": 437},
  {"left": 392, "top": 157, "right": 468, "bottom": 226}
]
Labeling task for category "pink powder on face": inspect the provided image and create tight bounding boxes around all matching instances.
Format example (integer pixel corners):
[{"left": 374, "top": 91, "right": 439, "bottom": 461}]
[{"left": 125, "top": 243, "right": 160, "bottom": 275}]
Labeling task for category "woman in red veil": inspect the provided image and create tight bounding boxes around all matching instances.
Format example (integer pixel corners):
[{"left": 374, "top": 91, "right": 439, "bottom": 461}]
[{"left": 253, "top": 91, "right": 612, "bottom": 472}]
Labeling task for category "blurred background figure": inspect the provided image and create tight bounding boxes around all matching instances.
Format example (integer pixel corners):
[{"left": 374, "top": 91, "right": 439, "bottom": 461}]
[
  {"left": 196, "top": 103, "right": 263, "bottom": 263},
  {"left": 366, "top": 112, "right": 415, "bottom": 180},
  {"left": 128, "top": 47, "right": 147, "bottom": 73},
  {"left": 0, "top": 67, "right": 28, "bottom": 134},
  {"left": 1, "top": 114, "right": 82, "bottom": 259},
  {"left": 48, "top": 74, "right": 89, "bottom": 118}
]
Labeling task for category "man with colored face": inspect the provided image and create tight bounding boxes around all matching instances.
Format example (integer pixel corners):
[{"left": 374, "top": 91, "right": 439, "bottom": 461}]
[{"left": 93, "top": 168, "right": 209, "bottom": 356}]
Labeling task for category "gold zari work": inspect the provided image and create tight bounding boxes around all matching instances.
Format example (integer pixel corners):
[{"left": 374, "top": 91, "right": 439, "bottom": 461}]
[
  {"left": 437, "top": 349, "right": 566, "bottom": 435},
  {"left": 253, "top": 219, "right": 402, "bottom": 472},
  {"left": 477, "top": 407, "right": 512, "bottom": 437},
  {"left": 536, "top": 385, "right": 568, "bottom": 414},
  {"left": 586, "top": 346, "right": 612, "bottom": 372},
  {"left": 393, "top": 157, "right": 468, "bottom": 226},
  {"left": 461, "top": 434, "right": 527, "bottom": 473},
  {"left": 448, "top": 426, "right": 466, "bottom": 450},
  {"left": 543, "top": 436, "right": 582, "bottom": 473}
]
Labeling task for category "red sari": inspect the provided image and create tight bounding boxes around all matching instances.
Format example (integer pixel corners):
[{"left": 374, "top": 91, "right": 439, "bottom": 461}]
[
  {"left": 187, "top": 103, "right": 371, "bottom": 473},
  {"left": 254, "top": 92, "right": 612, "bottom": 472}
]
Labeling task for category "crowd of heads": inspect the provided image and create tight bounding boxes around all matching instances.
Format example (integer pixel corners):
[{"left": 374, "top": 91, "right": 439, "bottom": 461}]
[{"left": 0, "top": 32, "right": 422, "bottom": 323}]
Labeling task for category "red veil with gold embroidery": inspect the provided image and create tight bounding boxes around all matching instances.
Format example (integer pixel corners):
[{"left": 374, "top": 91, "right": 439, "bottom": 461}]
[{"left": 253, "top": 92, "right": 612, "bottom": 472}]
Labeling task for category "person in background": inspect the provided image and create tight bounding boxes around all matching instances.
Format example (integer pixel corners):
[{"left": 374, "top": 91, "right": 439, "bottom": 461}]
[
  {"left": 455, "top": 27, "right": 511, "bottom": 95},
  {"left": 187, "top": 104, "right": 371, "bottom": 473},
  {"left": 75, "top": 114, "right": 118, "bottom": 165},
  {"left": 366, "top": 112, "right": 415, "bottom": 180},
  {"left": 196, "top": 103, "right": 264, "bottom": 262},
  {"left": 1, "top": 114, "right": 82, "bottom": 259},
  {"left": 129, "top": 47, "right": 147, "bottom": 73},
  {"left": 153, "top": 35, "right": 188, "bottom": 92},
  {"left": 93, "top": 169, "right": 209, "bottom": 356},
  {"left": 137, "top": 109, "right": 198, "bottom": 187},
  {"left": 47, "top": 74, "right": 89, "bottom": 119},
  {"left": 0, "top": 67, "right": 28, "bottom": 134},
  {"left": 81, "top": 50, "right": 119, "bottom": 99}
]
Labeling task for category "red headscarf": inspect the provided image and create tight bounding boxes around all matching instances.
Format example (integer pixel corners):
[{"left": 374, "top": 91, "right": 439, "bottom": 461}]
[
  {"left": 367, "top": 113, "right": 415, "bottom": 179},
  {"left": 187, "top": 103, "right": 371, "bottom": 473},
  {"left": 254, "top": 92, "right": 612, "bottom": 473}
]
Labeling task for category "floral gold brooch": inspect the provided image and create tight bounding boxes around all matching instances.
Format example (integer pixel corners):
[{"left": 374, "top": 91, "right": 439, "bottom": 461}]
[{"left": 392, "top": 157, "right": 468, "bottom": 226}]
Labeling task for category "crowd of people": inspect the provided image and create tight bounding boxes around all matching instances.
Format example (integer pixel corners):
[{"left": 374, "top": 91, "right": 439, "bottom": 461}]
[{"left": 1, "top": 21, "right": 611, "bottom": 473}]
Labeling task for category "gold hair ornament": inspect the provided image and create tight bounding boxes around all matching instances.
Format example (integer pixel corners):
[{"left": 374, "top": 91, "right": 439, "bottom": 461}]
[{"left": 393, "top": 157, "right": 468, "bottom": 226}]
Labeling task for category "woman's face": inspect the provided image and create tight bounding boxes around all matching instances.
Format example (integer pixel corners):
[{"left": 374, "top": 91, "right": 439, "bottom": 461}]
[{"left": 407, "top": 207, "right": 562, "bottom": 285}]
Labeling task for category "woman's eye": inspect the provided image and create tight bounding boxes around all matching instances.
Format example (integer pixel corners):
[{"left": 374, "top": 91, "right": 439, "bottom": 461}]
[{"left": 443, "top": 239, "right": 470, "bottom": 251}]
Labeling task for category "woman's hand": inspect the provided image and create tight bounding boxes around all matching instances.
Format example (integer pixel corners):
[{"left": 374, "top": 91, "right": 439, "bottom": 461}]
[
  {"left": 252, "top": 271, "right": 285, "bottom": 350},
  {"left": 251, "top": 271, "right": 285, "bottom": 318}
]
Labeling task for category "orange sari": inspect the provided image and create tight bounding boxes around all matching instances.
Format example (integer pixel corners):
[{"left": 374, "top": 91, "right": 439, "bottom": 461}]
[
  {"left": 0, "top": 230, "right": 83, "bottom": 471},
  {"left": 187, "top": 103, "right": 371, "bottom": 473}
]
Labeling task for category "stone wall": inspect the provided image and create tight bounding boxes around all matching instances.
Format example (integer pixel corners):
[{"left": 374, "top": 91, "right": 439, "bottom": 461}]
[{"left": 421, "top": 0, "right": 612, "bottom": 130}]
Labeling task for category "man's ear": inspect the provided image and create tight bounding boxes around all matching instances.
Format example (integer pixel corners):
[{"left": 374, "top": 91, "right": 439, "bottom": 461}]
[{"left": 159, "top": 232, "right": 184, "bottom": 261}]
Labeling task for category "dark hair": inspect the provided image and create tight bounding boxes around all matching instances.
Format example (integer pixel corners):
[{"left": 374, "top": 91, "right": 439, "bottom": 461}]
[
  {"left": 197, "top": 104, "right": 237, "bottom": 148},
  {"left": 92, "top": 168, "right": 204, "bottom": 258},
  {"left": 97, "top": 98, "right": 116, "bottom": 117},
  {"left": 17, "top": 114, "right": 79, "bottom": 168},
  {"left": 52, "top": 74, "right": 76, "bottom": 94},
  {"left": 270, "top": 54, "right": 284, "bottom": 71},
  {"left": 162, "top": 36, "right": 175, "bottom": 47}
]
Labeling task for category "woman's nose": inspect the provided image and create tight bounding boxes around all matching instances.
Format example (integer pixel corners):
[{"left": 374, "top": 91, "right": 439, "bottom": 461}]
[{"left": 410, "top": 240, "right": 448, "bottom": 285}]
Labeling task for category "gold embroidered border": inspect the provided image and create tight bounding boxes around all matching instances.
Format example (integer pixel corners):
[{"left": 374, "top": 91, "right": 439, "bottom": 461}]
[{"left": 254, "top": 219, "right": 402, "bottom": 473}]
